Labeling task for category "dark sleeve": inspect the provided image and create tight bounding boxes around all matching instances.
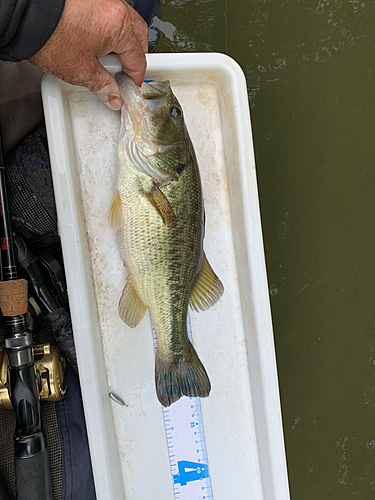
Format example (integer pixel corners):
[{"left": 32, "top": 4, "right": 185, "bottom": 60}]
[{"left": 0, "top": 0, "right": 65, "bottom": 62}]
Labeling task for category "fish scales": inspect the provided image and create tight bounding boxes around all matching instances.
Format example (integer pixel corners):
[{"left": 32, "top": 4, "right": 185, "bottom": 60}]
[{"left": 117, "top": 142, "right": 202, "bottom": 357}]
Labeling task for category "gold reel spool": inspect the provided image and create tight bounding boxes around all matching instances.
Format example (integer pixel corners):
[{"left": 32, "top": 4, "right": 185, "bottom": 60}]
[
  {"left": 0, "top": 344, "right": 12, "bottom": 409},
  {"left": 0, "top": 343, "right": 67, "bottom": 409}
]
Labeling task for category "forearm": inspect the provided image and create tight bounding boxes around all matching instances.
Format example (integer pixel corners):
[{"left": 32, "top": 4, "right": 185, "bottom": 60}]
[{"left": 0, "top": 0, "right": 65, "bottom": 62}]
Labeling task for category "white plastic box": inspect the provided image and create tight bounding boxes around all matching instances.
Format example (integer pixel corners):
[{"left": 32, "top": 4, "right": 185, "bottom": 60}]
[{"left": 41, "top": 53, "right": 290, "bottom": 500}]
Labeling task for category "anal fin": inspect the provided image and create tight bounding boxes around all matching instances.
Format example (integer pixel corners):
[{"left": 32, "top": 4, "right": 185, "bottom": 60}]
[
  {"left": 189, "top": 252, "right": 224, "bottom": 312},
  {"left": 118, "top": 275, "right": 147, "bottom": 328}
]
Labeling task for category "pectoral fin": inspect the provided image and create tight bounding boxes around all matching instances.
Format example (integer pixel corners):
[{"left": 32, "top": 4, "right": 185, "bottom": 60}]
[
  {"left": 140, "top": 183, "right": 177, "bottom": 227},
  {"left": 189, "top": 253, "right": 224, "bottom": 312},
  {"left": 109, "top": 191, "right": 122, "bottom": 231},
  {"left": 118, "top": 275, "right": 147, "bottom": 328}
]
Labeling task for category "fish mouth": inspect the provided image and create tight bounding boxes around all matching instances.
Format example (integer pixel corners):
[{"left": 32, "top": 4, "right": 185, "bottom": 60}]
[
  {"left": 116, "top": 73, "right": 177, "bottom": 182},
  {"left": 116, "top": 73, "right": 170, "bottom": 107},
  {"left": 116, "top": 73, "right": 173, "bottom": 149},
  {"left": 116, "top": 72, "right": 141, "bottom": 98},
  {"left": 116, "top": 73, "right": 144, "bottom": 127}
]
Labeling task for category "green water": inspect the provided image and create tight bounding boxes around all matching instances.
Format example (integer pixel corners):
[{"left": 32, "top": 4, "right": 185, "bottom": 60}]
[{"left": 158, "top": 1, "right": 375, "bottom": 498}]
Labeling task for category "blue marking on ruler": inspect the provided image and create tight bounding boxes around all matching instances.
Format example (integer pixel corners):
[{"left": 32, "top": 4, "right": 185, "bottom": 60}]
[{"left": 173, "top": 461, "right": 209, "bottom": 486}]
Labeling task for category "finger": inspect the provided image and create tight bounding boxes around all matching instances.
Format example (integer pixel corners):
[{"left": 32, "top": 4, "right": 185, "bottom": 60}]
[
  {"left": 127, "top": 5, "right": 149, "bottom": 53},
  {"left": 117, "top": 49, "right": 147, "bottom": 87},
  {"left": 114, "top": 29, "right": 147, "bottom": 86},
  {"left": 82, "top": 58, "right": 123, "bottom": 110}
]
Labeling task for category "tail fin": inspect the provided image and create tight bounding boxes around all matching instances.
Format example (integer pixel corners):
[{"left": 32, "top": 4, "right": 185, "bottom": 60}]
[{"left": 155, "top": 343, "right": 211, "bottom": 407}]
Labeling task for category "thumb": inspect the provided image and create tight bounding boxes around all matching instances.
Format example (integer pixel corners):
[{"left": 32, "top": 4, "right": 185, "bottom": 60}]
[{"left": 83, "top": 58, "right": 123, "bottom": 111}]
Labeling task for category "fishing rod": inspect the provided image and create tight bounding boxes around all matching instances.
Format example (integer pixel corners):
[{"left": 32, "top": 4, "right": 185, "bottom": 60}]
[{"left": 0, "top": 130, "right": 53, "bottom": 500}]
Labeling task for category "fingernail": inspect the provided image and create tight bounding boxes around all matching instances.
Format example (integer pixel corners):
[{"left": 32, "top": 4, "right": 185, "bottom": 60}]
[
  {"left": 108, "top": 95, "right": 122, "bottom": 111},
  {"left": 95, "top": 84, "right": 122, "bottom": 110}
]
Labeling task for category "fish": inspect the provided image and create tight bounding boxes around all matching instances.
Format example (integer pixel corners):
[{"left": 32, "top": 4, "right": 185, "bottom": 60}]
[{"left": 109, "top": 73, "right": 224, "bottom": 407}]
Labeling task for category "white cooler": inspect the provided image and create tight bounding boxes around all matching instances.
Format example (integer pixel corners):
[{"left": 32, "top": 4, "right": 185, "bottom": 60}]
[{"left": 41, "top": 52, "right": 290, "bottom": 500}]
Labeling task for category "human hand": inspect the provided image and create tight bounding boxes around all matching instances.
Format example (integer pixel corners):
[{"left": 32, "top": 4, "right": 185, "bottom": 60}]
[{"left": 29, "top": 0, "right": 148, "bottom": 110}]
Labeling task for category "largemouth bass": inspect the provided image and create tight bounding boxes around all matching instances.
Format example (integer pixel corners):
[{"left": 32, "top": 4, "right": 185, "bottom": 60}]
[{"left": 109, "top": 73, "right": 224, "bottom": 407}]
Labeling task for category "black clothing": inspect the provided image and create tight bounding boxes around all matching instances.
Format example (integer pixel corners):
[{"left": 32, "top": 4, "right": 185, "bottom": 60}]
[
  {"left": 0, "top": 0, "right": 160, "bottom": 62},
  {"left": 0, "top": 0, "right": 65, "bottom": 62}
]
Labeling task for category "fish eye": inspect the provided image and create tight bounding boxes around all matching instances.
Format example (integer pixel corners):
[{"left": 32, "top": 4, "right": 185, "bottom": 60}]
[{"left": 170, "top": 106, "right": 182, "bottom": 119}]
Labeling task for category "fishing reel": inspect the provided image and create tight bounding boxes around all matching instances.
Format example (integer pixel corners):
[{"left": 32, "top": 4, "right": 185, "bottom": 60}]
[
  {"left": 14, "top": 234, "right": 78, "bottom": 372},
  {"left": 0, "top": 342, "right": 66, "bottom": 410}
]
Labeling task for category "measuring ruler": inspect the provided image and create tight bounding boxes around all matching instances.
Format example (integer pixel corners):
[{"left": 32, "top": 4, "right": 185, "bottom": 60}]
[{"left": 152, "top": 317, "right": 213, "bottom": 500}]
